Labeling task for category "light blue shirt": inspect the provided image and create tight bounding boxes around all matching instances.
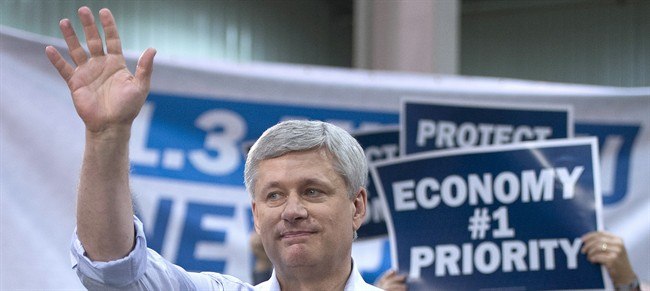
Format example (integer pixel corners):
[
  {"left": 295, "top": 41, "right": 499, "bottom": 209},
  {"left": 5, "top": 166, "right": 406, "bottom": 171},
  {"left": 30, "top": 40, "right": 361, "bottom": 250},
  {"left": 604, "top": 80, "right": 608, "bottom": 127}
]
[{"left": 70, "top": 217, "right": 381, "bottom": 290}]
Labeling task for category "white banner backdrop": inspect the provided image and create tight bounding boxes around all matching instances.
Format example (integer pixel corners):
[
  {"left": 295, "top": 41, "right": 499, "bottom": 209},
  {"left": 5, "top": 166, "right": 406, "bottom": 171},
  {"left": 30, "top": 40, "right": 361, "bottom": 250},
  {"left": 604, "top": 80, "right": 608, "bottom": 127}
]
[{"left": 1, "top": 26, "right": 648, "bottom": 290}]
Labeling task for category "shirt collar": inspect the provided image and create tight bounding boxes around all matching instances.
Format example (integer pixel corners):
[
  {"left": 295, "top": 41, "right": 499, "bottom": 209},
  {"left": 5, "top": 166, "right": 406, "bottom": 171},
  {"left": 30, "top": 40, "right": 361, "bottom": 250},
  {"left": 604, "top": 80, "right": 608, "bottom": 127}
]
[{"left": 255, "top": 259, "right": 373, "bottom": 291}]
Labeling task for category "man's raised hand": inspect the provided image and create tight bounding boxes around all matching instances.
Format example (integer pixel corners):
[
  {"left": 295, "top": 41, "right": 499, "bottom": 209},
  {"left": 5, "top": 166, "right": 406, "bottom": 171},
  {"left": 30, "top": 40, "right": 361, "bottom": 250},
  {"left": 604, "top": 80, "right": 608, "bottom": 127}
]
[
  {"left": 45, "top": 7, "right": 155, "bottom": 261},
  {"left": 45, "top": 6, "right": 156, "bottom": 134}
]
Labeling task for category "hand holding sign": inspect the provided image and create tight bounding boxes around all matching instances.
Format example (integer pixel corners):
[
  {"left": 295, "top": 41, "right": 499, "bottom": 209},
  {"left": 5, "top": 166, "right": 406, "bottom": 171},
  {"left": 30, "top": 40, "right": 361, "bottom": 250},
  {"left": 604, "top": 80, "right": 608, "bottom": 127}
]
[{"left": 581, "top": 231, "right": 639, "bottom": 287}]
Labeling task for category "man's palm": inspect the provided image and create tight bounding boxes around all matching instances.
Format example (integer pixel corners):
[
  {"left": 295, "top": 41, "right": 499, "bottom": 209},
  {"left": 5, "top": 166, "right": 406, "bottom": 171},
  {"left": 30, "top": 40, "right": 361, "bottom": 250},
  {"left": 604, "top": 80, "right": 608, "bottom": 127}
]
[
  {"left": 69, "top": 55, "right": 145, "bottom": 132},
  {"left": 45, "top": 7, "right": 155, "bottom": 133}
]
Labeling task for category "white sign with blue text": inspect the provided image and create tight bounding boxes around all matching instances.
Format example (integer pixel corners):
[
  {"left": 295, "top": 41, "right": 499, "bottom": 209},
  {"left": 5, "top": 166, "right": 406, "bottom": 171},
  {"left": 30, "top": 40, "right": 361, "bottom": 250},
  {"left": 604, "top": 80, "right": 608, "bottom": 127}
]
[{"left": 370, "top": 138, "right": 606, "bottom": 290}]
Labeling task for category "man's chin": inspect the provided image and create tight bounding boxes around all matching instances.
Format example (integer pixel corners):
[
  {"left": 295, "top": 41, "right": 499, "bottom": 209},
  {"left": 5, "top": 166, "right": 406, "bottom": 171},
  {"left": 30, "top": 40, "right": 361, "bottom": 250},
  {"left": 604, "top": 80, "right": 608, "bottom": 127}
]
[{"left": 279, "top": 246, "right": 318, "bottom": 267}]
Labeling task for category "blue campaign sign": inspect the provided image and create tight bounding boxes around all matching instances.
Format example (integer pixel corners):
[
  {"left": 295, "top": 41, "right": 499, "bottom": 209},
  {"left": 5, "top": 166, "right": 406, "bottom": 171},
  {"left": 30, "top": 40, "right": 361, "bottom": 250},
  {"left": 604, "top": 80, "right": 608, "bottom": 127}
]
[
  {"left": 371, "top": 138, "right": 605, "bottom": 290},
  {"left": 130, "top": 92, "right": 398, "bottom": 185},
  {"left": 352, "top": 127, "right": 399, "bottom": 239},
  {"left": 401, "top": 97, "right": 572, "bottom": 155}
]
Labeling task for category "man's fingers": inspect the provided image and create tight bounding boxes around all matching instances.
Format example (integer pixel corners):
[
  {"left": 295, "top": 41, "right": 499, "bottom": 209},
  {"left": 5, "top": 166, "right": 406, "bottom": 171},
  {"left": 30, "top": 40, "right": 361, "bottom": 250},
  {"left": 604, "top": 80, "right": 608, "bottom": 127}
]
[
  {"left": 78, "top": 6, "right": 105, "bottom": 57},
  {"left": 59, "top": 19, "right": 88, "bottom": 65},
  {"left": 135, "top": 48, "right": 157, "bottom": 91},
  {"left": 99, "top": 8, "right": 123, "bottom": 55},
  {"left": 586, "top": 251, "right": 616, "bottom": 265},
  {"left": 581, "top": 237, "right": 598, "bottom": 254},
  {"left": 45, "top": 46, "right": 74, "bottom": 82},
  {"left": 581, "top": 232, "right": 610, "bottom": 254},
  {"left": 378, "top": 269, "right": 397, "bottom": 281},
  {"left": 584, "top": 238, "right": 609, "bottom": 256},
  {"left": 580, "top": 231, "right": 598, "bottom": 242}
]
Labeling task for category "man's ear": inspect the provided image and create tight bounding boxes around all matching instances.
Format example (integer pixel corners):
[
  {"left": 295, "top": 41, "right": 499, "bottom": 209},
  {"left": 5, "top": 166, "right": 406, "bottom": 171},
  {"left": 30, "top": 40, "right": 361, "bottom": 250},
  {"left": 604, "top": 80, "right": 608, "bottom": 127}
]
[
  {"left": 352, "top": 188, "right": 367, "bottom": 231},
  {"left": 252, "top": 201, "right": 261, "bottom": 233}
]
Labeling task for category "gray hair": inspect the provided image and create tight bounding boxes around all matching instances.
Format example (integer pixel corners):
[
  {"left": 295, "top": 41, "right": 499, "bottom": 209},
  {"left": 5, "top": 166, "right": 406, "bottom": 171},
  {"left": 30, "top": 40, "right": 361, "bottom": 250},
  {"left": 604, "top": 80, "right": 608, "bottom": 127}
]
[{"left": 244, "top": 120, "right": 367, "bottom": 200}]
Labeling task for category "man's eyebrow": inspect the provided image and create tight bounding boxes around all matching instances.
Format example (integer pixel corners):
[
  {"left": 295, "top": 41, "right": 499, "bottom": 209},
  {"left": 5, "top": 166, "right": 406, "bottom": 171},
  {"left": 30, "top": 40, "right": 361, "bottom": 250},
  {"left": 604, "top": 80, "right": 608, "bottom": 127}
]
[
  {"left": 259, "top": 181, "right": 282, "bottom": 192},
  {"left": 301, "top": 178, "right": 329, "bottom": 186},
  {"left": 259, "top": 178, "right": 330, "bottom": 191}
]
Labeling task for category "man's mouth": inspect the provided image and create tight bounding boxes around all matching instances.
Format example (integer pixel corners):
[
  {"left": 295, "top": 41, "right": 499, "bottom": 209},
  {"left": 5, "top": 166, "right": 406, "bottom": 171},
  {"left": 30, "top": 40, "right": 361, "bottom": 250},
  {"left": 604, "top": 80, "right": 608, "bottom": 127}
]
[{"left": 280, "top": 230, "right": 316, "bottom": 239}]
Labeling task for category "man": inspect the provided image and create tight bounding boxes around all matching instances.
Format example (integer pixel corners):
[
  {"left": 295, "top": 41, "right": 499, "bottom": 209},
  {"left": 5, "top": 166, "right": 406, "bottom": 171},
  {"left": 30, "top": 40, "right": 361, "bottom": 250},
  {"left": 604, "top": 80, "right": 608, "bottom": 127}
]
[{"left": 46, "top": 6, "right": 382, "bottom": 291}]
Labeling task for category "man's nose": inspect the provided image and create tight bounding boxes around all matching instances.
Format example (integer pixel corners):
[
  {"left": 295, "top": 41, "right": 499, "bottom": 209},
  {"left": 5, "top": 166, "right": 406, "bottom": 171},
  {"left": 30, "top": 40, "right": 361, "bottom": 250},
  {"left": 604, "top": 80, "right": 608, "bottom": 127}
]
[{"left": 281, "top": 193, "right": 308, "bottom": 222}]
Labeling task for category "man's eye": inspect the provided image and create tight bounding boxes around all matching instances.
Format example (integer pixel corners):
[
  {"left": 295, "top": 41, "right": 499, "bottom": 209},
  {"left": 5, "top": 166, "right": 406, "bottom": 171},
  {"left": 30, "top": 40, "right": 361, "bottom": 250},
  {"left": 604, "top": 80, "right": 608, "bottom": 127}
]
[
  {"left": 305, "top": 189, "right": 323, "bottom": 197},
  {"left": 267, "top": 192, "right": 281, "bottom": 200}
]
